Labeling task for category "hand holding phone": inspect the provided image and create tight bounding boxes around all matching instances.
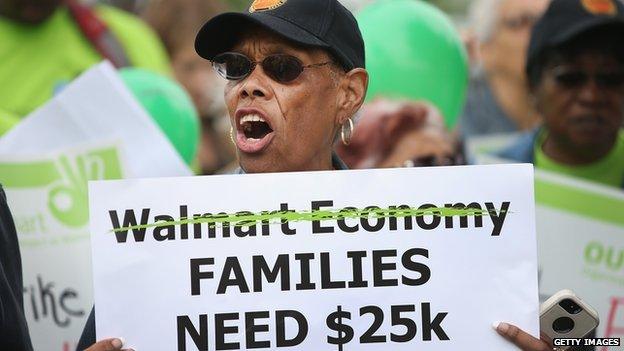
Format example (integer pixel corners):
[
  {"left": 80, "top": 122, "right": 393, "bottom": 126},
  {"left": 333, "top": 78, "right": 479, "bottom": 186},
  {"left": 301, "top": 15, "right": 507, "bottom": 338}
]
[{"left": 540, "top": 289, "right": 599, "bottom": 350}]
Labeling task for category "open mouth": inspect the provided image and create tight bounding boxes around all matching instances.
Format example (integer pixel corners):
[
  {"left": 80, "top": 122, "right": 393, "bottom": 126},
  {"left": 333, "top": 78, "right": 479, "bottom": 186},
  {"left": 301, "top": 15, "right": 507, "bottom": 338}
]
[
  {"left": 236, "top": 113, "right": 275, "bottom": 153},
  {"left": 241, "top": 115, "right": 273, "bottom": 140}
]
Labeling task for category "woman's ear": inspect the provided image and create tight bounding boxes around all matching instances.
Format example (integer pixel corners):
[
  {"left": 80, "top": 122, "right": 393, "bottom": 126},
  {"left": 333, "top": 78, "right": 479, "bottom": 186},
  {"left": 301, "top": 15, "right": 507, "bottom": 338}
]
[{"left": 336, "top": 68, "right": 369, "bottom": 125}]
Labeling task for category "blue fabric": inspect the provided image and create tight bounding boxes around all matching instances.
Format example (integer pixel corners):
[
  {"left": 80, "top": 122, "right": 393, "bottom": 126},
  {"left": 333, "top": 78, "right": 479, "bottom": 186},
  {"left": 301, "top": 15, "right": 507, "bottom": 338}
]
[
  {"left": 497, "top": 129, "right": 540, "bottom": 164},
  {"left": 458, "top": 72, "right": 519, "bottom": 139}
]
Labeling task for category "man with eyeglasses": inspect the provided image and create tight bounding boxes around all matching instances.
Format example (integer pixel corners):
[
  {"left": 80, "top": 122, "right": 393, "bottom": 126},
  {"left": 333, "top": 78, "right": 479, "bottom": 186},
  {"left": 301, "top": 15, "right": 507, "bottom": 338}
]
[
  {"left": 499, "top": 0, "right": 624, "bottom": 191},
  {"left": 460, "top": 0, "right": 549, "bottom": 139}
]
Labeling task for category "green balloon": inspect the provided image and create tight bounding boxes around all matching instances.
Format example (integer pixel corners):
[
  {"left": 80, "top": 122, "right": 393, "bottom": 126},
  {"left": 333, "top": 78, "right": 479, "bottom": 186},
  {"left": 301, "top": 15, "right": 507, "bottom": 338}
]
[
  {"left": 358, "top": 0, "right": 468, "bottom": 127},
  {"left": 0, "top": 109, "right": 19, "bottom": 136},
  {"left": 120, "top": 68, "right": 200, "bottom": 165}
]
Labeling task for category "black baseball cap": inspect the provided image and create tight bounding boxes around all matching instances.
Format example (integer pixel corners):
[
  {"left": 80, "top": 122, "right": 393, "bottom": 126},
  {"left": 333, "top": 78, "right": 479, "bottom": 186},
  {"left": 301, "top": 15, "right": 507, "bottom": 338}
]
[
  {"left": 195, "top": 0, "right": 365, "bottom": 71},
  {"left": 527, "top": 0, "right": 624, "bottom": 76}
]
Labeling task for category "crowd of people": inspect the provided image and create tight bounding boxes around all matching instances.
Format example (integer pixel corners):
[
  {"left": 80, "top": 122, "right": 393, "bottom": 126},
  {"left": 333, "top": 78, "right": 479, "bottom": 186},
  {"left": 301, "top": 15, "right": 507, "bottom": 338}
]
[{"left": 1, "top": 0, "right": 623, "bottom": 350}]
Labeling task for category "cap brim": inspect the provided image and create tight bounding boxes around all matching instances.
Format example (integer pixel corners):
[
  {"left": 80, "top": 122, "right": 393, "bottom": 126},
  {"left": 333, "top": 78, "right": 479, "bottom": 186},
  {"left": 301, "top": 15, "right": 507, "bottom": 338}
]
[
  {"left": 550, "top": 16, "right": 624, "bottom": 47},
  {"left": 195, "top": 12, "right": 330, "bottom": 60}
]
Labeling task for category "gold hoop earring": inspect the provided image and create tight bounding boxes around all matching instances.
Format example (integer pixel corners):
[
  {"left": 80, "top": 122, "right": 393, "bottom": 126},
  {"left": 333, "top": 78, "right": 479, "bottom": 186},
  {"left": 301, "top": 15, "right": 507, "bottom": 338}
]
[
  {"left": 341, "top": 118, "right": 354, "bottom": 146},
  {"left": 229, "top": 127, "right": 235, "bottom": 146}
]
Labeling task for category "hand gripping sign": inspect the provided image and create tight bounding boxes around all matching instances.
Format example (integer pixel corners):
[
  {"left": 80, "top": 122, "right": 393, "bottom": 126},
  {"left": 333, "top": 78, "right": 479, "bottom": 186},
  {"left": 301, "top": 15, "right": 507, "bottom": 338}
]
[{"left": 88, "top": 164, "right": 539, "bottom": 350}]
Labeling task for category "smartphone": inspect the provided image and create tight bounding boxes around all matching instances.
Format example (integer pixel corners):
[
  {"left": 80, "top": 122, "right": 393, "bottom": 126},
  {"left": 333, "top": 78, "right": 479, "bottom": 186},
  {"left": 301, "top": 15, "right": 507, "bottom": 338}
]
[{"left": 540, "top": 289, "right": 600, "bottom": 350}]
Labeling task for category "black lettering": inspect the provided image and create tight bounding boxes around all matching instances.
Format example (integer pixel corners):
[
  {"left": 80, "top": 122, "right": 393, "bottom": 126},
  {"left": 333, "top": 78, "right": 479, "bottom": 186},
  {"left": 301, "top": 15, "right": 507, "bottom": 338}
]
[
  {"left": 260, "top": 211, "right": 271, "bottom": 236},
  {"left": 153, "top": 215, "right": 175, "bottom": 241},
  {"left": 388, "top": 205, "right": 413, "bottom": 231},
  {"left": 109, "top": 208, "right": 150, "bottom": 243},
  {"left": 276, "top": 310, "right": 308, "bottom": 347},
  {"left": 402, "top": 248, "right": 431, "bottom": 286},
  {"left": 443, "top": 203, "right": 483, "bottom": 229},
  {"left": 373, "top": 250, "right": 398, "bottom": 287},
  {"left": 280, "top": 203, "right": 296, "bottom": 235},
  {"left": 294, "top": 253, "right": 316, "bottom": 290},
  {"left": 215, "top": 313, "right": 239, "bottom": 350},
  {"left": 217, "top": 257, "right": 250, "bottom": 294},
  {"left": 415, "top": 204, "right": 441, "bottom": 230},
  {"left": 321, "top": 252, "right": 346, "bottom": 289},
  {"left": 191, "top": 258, "right": 214, "bottom": 296},
  {"left": 486, "top": 202, "right": 510, "bottom": 236},
  {"left": 177, "top": 314, "right": 208, "bottom": 351},
  {"left": 234, "top": 211, "right": 257, "bottom": 238},
  {"left": 347, "top": 251, "right": 368, "bottom": 288},
  {"left": 180, "top": 205, "right": 189, "bottom": 239},
  {"left": 311, "top": 200, "right": 334, "bottom": 234},
  {"left": 193, "top": 213, "right": 214, "bottom": 239},
  {"left": 59, "top": 289, "right": 84, "bottom": 318},
  {"left": 361, "top": 206, "right": 385, "bottom": 232},
  {"left": 421, "top": 303, "right": 449, "bottom": 341},
  {"left": 252, "top": 255, "right": 290, "bottom": 292},
  {"left": 337, "top": 207, "right": 359, "bottom": 233},
  {"left": 245, "top": 311, "right": 270, "bottom": 348}
]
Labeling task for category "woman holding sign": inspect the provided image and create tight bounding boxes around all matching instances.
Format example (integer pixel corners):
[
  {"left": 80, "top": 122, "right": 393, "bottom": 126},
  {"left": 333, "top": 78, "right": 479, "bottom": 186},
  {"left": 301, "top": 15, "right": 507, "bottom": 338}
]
[{"left": 80, "top": 0, "right": 550, "bottom": 350}]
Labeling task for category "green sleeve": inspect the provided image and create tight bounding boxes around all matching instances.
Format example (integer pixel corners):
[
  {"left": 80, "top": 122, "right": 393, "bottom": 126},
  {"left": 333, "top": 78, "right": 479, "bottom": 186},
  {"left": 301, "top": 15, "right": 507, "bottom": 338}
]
[{"left": 96, "top": 5, "right": 172, "bottom": 76}]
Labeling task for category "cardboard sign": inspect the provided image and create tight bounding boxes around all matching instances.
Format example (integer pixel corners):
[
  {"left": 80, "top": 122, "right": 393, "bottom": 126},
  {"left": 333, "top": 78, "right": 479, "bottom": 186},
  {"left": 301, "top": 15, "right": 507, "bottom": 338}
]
[{"left": 89, "top": 165, "right": 539, "bottom": 350}]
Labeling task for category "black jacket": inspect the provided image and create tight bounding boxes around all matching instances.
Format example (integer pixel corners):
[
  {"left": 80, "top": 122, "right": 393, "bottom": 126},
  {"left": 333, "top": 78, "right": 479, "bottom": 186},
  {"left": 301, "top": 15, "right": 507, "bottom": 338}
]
[{"left": 0, "top": 185, "right": 33, "bottom": 351}]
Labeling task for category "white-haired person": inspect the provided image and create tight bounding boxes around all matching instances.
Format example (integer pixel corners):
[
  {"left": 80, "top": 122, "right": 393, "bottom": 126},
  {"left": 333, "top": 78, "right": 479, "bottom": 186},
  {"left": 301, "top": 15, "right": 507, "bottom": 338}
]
[{"left": 459, "top": 0, "right": 549, "bottom": 139}]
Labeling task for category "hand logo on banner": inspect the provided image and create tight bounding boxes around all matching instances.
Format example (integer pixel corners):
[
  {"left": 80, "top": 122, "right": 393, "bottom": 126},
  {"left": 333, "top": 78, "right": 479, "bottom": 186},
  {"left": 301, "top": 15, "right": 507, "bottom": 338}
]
[{"left": 48, "top": 154, "right": 106, "bottom": 228}]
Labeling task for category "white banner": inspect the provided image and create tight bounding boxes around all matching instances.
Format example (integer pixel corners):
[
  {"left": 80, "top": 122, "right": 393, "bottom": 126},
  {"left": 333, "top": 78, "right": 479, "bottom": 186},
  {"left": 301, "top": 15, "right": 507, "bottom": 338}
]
[
  {"left": 470, "top": 137, "right": 624, "bottom": 349},
  {"left": 89, "top": 165, "right": 539, "bottom": 350},
  {"left": 534, "top": 172, "right": 624, "bottom": 350},
  {"left": 0, "top": 62, "right": 192, "bottom": 350}
]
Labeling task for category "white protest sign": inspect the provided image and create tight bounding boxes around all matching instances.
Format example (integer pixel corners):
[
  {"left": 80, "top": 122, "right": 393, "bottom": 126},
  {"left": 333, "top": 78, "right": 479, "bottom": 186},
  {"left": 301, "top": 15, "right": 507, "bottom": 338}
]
[
  {"left": 0, "top": 61, "right": 192, "bottom": 178},
  {"left": 533, "top": 172, "right": 624, "bottom": 348},
  {"left": 0, "top": 141, "right": 126, "bottom": 351},
  {"left": 470, "top": 140, "right": 624, "bottom": 349},
  {"left": 0, "top": 62, "right": 192, "bottom": 350},
  {"left": 89, "top": 164, "right": 539, "bottom": 350}
]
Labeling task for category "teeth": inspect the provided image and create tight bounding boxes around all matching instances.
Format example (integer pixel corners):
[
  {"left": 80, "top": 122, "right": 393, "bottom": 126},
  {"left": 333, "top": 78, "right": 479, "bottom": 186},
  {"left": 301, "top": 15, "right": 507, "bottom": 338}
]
[{"left": 240, "top": 114, "right": 266, "bottom": 125}]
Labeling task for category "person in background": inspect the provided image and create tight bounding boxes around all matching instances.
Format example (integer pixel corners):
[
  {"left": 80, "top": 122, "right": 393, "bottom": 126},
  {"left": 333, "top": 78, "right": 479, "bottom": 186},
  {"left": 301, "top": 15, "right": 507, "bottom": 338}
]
[
  {"left": 0, "top": 0, "right": 171, "bottom": 118},
  {"left": 459, "top": 0, "right": 548, "bottom": 139},
  {"left": 141, "top": 0, "right": 233, "bottom": 174},
  {"left": 498, "top": 0, "right": 624, "bottom": 191},
  {"left": 0, "top": 185, "right": 33, "bottom": 351},
  {"left": 336, "top": 99, "right": 463, "bottom": 169}
]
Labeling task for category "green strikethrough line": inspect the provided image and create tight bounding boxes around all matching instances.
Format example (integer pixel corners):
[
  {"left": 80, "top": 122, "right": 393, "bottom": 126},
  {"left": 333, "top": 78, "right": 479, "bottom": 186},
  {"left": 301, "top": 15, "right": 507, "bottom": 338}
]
[{"left": 110, "top": 206, "right": 506, "bottom": 234}]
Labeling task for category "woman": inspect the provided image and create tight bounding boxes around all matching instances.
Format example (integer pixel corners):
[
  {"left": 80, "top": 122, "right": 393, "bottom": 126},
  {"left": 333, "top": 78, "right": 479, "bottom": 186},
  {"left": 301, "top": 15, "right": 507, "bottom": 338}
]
[
  {"left": 81, "top": 0, "right": 550, "bottom": 350},
  {"left": 499, "top": 0, "right": 624, "bottom": 191},
  {"left": 79, "top": 0, "right": 367, "bottom": 348}
]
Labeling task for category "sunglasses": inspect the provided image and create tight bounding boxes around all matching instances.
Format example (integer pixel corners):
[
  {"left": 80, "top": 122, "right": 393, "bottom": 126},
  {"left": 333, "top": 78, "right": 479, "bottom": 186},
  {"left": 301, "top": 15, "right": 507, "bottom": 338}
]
[
  {"left": 551, "top": 66, "right": 624, "bottom": 90},
  {"left": 212, "top": 52, "right": 334, "bottom": 83}
]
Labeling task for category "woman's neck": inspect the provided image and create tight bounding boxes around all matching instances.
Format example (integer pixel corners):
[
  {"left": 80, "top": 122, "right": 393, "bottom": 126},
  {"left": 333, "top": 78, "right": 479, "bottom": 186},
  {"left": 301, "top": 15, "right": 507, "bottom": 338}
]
[{"left": 542, "top": 133, "right": 615, "bottom": 165}]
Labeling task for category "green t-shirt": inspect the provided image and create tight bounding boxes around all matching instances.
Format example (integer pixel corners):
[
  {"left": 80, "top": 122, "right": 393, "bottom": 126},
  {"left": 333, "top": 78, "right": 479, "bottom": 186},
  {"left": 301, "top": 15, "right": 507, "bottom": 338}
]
[
  {"left": 0, "top": 5, "right": 171, "bottom": 118},
  {"left": 535, "top": 130, "right": 624, "bottom": 188}
]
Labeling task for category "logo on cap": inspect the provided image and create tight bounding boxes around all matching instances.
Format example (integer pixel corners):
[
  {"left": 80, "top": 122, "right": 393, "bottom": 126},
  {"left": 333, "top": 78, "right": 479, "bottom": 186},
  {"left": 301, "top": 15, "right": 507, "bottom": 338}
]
[
  {"left": 249, "top": 0, "right": 287, "bottom": 13},
  {"left": 581, "top": 0, "right": 617, "bottom": 15}
]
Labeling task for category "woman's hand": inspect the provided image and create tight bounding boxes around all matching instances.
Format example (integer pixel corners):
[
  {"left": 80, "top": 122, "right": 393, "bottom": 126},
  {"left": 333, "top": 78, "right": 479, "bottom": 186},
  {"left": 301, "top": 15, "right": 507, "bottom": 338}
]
[
  {"left": 494, "top": 322, "right": 552, "bottom": 351},
  {"left": 84, "top": 338, "right": 133, "bottom": 351}
]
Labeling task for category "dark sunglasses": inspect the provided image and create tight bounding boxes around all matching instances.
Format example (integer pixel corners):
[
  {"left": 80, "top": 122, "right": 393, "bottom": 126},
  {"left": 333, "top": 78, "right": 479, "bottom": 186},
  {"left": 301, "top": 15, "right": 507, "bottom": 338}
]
[
  {"left": 551, "top": 66, "right": 624, "bottom": 90},
  {"left": 212, "top": 52, "right": 334, "bottom": 83}
]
